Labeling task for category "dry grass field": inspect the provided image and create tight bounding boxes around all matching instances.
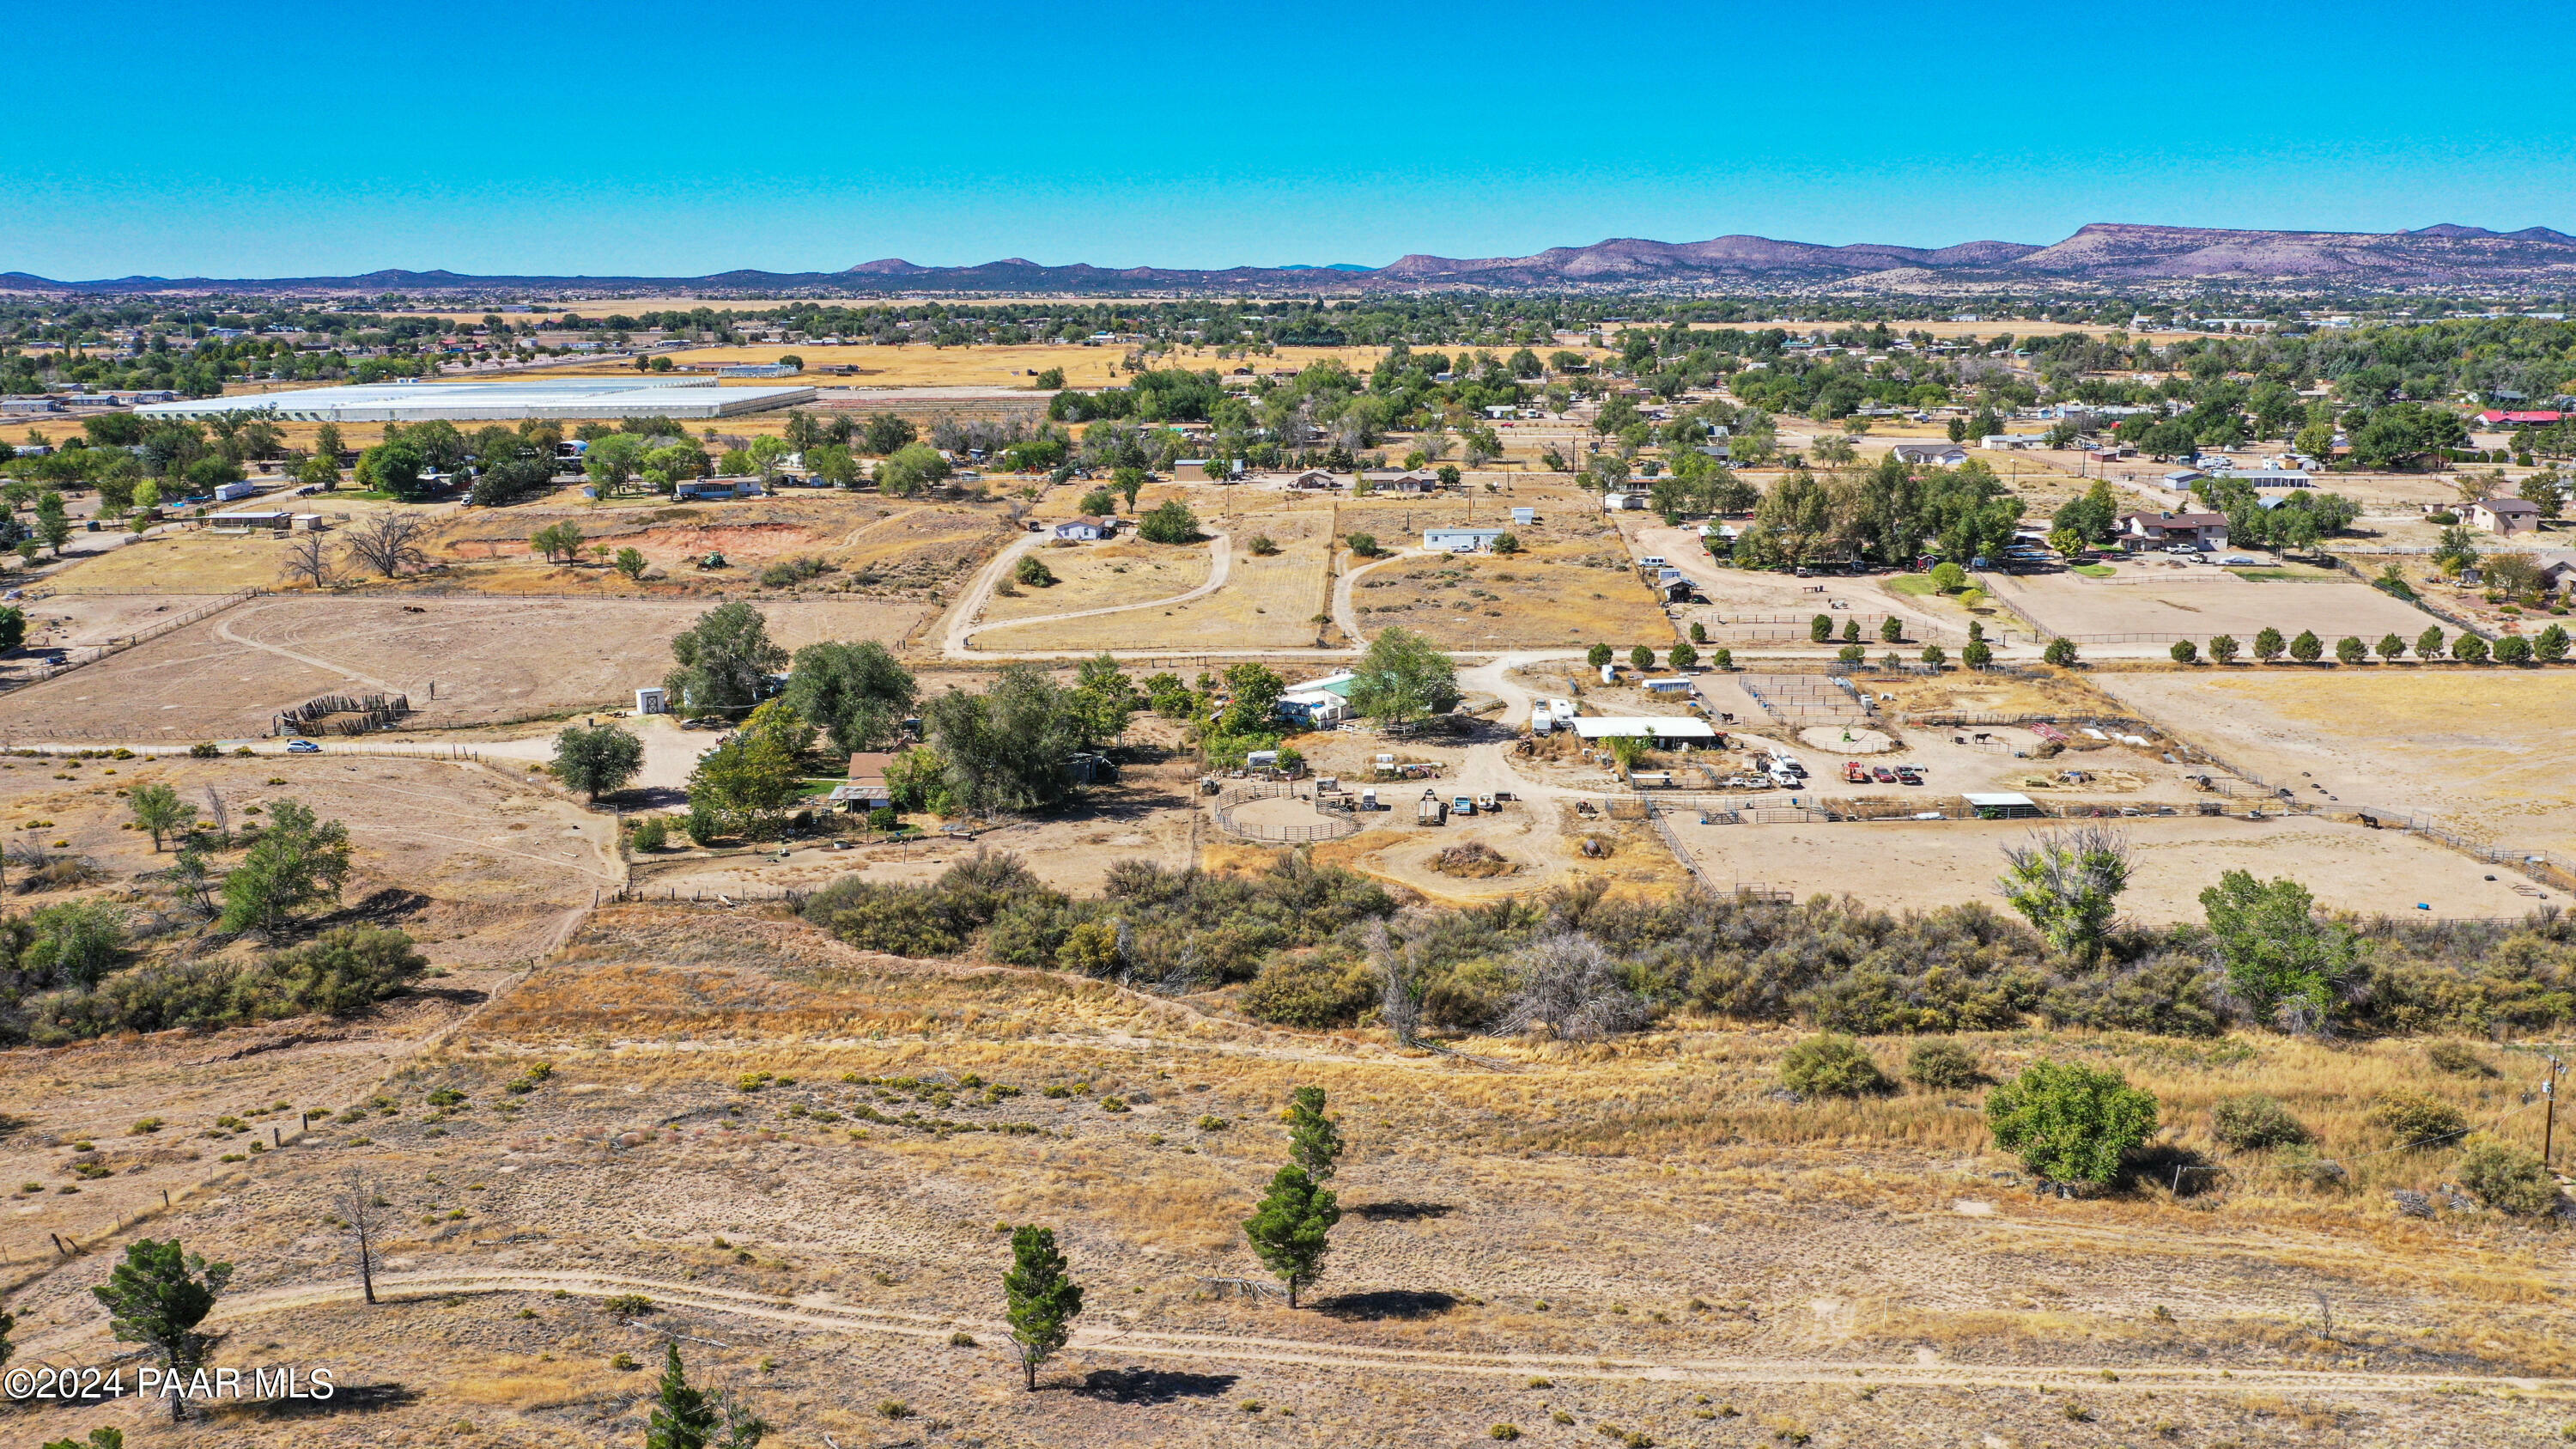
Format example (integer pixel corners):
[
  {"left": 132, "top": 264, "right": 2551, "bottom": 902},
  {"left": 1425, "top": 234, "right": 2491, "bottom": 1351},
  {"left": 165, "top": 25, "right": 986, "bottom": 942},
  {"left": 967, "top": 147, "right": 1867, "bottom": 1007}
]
[
  {"left": 3, "top": 902, "right": 2568, "bottom": 1446},
  {"left": 1662, "top": 813, "right": 2549, "bottom": 921},
  {"left": 2095, "top": 668, "right": 2576, "bottom": 856},
  {"left": 0, "top": 595, "right": 931, "bottom": 740},
  {"left": 1348, "top": 540, "right": 1668, "bottom": 650},
  {"left": 1993, "top": 565, "right": 2439, "bottom": 645},
  {"left": 974, "top": 511, "right": 1333, "bottom": 653},
  {"left": 976, "top": 538, "right": 1213, "bottom": 626}
]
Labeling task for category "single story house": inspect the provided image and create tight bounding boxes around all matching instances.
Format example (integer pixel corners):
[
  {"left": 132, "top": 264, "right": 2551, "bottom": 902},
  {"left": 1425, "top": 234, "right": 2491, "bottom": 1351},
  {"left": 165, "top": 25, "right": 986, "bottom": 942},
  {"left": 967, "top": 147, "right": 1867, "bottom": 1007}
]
[
  {"left": 2116, "top": 510, "right": 2231, "bottom": 551},
  {"left": 1890, "top": 441, "right": 1968, "bottom": 466},
  {"left": 2162, "top": 469, "right": 2208, "bottom": 488},
  {"left": 2528, "top": 551, "right": 2576, "bottom": 592},
  {"left": 2213, "top": 468, "right": 2314, "bottom": 487},
  {"left": 829, "top": 751, "right": 898, "bottom": 812},
  {"left": 1053, "top": 515, "right": 1113, "bottom": 541},
  {"left": 2477, "top": 410, "right": 2567, "bottom": 427},
  {"left": 1279, "top": 670, "right": 1356, "bottom": 727},
  {"left": 1510, "top": 507, "right": 1536, "bottom": 526},
  {"left": 2469, "top": 497, "right": 2542, "bottom": 537},
  {"left": 1172, "top": 459, "right": 1240, "bottom": 482},
  {"left": 1363, "top": 470, "right": 1437, "bottom": 495},
  {"left": 1424, "top": 526, "right": 1504, "bottom": 551},
  {"left": 1287, "top": 469, "right": 1339, "bottom": 490},
  {"left": 1600, "top": 490, "right": 1649, "bottom": 511},
  {"left": 674, "top": 478, "right": 761, "bottom": 502}
]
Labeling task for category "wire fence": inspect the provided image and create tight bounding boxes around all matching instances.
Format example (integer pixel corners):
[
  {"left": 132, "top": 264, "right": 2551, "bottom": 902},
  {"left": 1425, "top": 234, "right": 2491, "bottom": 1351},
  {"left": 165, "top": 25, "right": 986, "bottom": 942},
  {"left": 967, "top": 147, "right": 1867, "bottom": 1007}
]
[{"left": 0, "top": 588, "right": 264, "bottom": 695}]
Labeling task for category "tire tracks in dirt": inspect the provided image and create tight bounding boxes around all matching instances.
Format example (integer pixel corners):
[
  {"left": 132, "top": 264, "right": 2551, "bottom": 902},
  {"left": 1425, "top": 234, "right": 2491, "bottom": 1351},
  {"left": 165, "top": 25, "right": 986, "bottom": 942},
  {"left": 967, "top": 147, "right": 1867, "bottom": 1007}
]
[{"left": 37, "top": 1268, "right": 2553, "bottom": 1400}]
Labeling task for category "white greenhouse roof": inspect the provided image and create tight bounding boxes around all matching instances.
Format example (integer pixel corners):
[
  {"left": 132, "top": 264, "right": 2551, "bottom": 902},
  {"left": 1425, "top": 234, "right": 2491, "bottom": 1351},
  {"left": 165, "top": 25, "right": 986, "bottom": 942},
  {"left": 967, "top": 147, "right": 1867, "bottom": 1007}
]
[
  {"left": 135, "top": 378, "right": 816, "bottom": 423},
  {"left": 1568, "top": 716, "right": 1716, "bottom": 740}
]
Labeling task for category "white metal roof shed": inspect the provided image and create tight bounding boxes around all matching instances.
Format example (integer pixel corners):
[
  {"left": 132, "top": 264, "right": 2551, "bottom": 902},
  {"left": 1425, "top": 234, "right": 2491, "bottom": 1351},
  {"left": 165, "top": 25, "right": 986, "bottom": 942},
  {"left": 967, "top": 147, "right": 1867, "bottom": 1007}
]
[
  {"left": 1568, "top": 717, "right": 1717, "bottom": 741},
  {"left": 134, "top": 378, "right": 816, "bottom": 423}
]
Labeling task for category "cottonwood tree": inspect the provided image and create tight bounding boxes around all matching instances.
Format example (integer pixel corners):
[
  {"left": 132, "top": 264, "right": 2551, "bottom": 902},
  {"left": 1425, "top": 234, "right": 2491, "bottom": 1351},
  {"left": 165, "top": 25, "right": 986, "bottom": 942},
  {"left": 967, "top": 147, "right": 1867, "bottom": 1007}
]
[
  {"left": 552, "top": 721, "right": 644, "bottom": 801},
  {"left": 1997, "top": 826, "right": 2130, "bottom": 961},
  {"left": 1002, "top": 1224, "right": 1083, "bottom": 1391},
  {"left": 665, "top": 601, "right": 786, "bottom": 715},
  {"left": 94, "top": 1239, "right": 233, "bottom": 1422},
  {"left": 283, "top": 531, "right": 335, "bottom": 589},
  {"left": 1348, "top": 627, "right": 1460, "bottom": 733},
  {"left": 1242, "top": 1165, "right": 1339, "bottom": 1307},
  {"left": 339, "top": 1169, "right": 383, "bottom": 1306},
  {"left": 2200, "top": 870, "right": 2357, "bottom": 1032},
  {"left": 217, "top": 799, "right": 352, "bottom": 935},
  {"left": 344, "top": 512, "right": 429, "bottom": 579},
  {"left": 781, "top": 640, "right": 916, "bottom": 754},
  {"left": 127, "top": 782, "right": 187, "bottom": 851}
]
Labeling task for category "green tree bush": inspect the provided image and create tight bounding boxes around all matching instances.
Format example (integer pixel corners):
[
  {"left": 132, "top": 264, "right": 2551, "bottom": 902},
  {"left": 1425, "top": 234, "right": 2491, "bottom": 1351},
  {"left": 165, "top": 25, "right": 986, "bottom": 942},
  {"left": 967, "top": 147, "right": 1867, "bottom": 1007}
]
[
  {"left": 1003, "top": 1225, "right": 1084, "bottom": 1391},
  {"left": 1984, "top": 1060, "right": 2160, "bottom": 1187},
  {"left": 1778, "top": 1033, "right": 1890, "bottom": 1098},
  {"left": 2209, "top": 1093, "right": 2308, "bottom": 1150}
]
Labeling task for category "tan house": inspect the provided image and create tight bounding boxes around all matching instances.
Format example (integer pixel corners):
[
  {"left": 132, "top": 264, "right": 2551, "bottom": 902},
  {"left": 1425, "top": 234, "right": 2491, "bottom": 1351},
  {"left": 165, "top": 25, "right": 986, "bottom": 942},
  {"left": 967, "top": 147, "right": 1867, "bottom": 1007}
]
[
  {"left": 2469, "top": 497, "right": 2542, "bottom": 537},
  {"left": 830, "top": 752, "right": 897, "bottom": 811}
]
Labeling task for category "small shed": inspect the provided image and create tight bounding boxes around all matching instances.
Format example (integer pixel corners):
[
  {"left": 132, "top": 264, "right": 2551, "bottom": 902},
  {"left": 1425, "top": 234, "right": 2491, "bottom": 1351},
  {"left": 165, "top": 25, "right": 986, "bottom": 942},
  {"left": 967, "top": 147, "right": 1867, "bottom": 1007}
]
[
  {"left": 1963, "top": 791, "right": 2042, "bottom": 819},
  {"left": 635, "top": 686, "right": 669, "bottom": 715},
  {"left": 1510, "top": 506, "right": 1535, "bottom": 526}
]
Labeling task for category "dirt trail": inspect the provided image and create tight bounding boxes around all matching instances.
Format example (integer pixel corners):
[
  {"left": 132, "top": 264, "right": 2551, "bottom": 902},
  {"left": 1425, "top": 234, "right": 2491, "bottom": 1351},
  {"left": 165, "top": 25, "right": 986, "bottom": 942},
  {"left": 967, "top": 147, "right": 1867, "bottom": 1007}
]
[
  {"left": 33, "top": 1268, "right": 2552, "bottom": 1399},
  {"left": 957, "top": 532, "right": 1233, "bottom": 654},
  {"left": 1328, "top": 546, "right": 1426, "bottom": 644},
  {"left": 214, "top": 604, "right": 412, "bottom": 696}
]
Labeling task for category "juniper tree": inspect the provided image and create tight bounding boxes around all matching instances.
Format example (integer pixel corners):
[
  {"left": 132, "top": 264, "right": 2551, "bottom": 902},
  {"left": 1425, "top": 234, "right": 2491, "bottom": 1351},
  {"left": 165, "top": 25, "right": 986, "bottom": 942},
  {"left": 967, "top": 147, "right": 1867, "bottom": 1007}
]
[
  {"left": 1242, "top": 1165, "right": 1340, "bottom": 1307},
  {"left": 1002, "top": 1225, "right": 1084, "bottom": 1391},
  {"left": 1286, "top": 1086, "right": 1344, "bottom": 1182},
  {"left": 93, "top": 1239, "right": 232, "bottom": 1422}
]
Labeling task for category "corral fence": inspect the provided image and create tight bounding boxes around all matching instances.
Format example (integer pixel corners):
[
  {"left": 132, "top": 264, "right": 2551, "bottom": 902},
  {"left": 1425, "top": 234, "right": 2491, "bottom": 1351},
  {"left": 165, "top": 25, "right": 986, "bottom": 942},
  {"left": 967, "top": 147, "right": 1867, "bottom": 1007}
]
[
  {"left": 2344, "top": 806, "right": 2576, "bottom": 894},
  {"left": 275, "top": 692, "right": 413, "bottom": 737},
  {"left": 2314, "top": 550, "right": 2495, "bottom": 640},
  {"left": 1212, "top": 785, "right": 1360, "bottom": 843},
  {"left": 0, "top": 588, "right": 265, "bottom": 695},
  {"left": 606, "top": 883, "right": 812, "bottom": 908}
]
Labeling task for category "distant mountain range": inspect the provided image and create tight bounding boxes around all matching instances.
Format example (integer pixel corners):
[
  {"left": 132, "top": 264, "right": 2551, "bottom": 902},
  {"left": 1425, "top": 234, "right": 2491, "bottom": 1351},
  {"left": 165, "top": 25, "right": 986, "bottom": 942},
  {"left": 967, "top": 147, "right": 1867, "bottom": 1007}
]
[{"left": 11, "top": 223, "right": 2576, "bottom": 297}]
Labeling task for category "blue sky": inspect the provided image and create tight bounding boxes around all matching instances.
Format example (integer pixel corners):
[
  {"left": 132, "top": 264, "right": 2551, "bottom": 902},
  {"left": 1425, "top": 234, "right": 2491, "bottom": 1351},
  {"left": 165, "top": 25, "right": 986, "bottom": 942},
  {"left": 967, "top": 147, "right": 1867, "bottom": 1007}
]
[{"left": 10, "top": 0, "right": 2575, "bottom": 278}]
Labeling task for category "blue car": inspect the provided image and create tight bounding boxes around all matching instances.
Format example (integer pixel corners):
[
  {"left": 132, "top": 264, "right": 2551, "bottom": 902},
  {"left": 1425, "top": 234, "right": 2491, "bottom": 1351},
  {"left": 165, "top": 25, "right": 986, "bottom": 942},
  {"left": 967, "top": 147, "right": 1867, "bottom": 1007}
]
[{"left": 286, "top": 740, "right": 321, "bottom": 753}]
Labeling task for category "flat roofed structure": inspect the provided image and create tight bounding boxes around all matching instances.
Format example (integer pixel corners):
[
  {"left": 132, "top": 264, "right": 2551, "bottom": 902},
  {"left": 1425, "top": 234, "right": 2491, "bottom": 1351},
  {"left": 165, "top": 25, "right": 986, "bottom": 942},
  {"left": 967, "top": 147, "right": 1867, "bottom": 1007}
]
[
  {"left": 134, "top": 378, "right": 816, "bottom": 423},
  {"left": 1567, "top": 716, "right": 1717, "bottom": 741}
]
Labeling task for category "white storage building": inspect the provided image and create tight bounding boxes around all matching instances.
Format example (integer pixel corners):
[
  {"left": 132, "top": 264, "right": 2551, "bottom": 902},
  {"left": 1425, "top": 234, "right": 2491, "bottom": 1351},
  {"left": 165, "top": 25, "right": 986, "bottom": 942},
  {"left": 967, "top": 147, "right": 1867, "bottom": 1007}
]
[{"left": 133, "top": 377, "right": 816, "bottom": 423}]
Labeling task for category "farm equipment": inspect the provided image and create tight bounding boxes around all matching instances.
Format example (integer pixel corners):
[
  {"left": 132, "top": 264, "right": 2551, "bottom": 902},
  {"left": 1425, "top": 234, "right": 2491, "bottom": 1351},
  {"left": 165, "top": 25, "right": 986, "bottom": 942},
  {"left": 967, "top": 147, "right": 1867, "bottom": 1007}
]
[
  {"left": 1844, "top": 761, "right": 1869, "bottom": 784},
  {"left": 696, "top": 551, "right": 729, "bottom": 569},
  {"left": 1417, "top": 791, "right": 1447, "bottom": 825}
]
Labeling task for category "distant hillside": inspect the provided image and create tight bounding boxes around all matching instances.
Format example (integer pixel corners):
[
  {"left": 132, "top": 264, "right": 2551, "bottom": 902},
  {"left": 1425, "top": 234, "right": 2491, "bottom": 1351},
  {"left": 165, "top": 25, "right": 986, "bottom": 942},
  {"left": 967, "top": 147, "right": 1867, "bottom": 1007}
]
[{"left": 11, "top": 222, "right": 2576, "bottom": 296}]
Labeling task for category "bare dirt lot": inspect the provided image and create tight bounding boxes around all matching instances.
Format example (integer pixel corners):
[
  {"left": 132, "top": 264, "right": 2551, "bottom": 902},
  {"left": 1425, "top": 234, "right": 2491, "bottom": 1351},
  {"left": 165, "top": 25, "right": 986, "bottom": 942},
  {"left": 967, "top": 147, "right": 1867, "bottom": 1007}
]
[
  {"left": 3, "top": 904, "right": 2567, "bottom": 1447},
  {"left": 2095, "top": 667, "right": 2576, "bottom": 856},
  {"left": 1992, "top": 563, "right": 2438, "bottom": 646},
  {"left": 1662, "top": 812, "right": 2549, "bottom": 921},
  {"left": 0, "top": 595, "right": 931, "bottom": 740}
]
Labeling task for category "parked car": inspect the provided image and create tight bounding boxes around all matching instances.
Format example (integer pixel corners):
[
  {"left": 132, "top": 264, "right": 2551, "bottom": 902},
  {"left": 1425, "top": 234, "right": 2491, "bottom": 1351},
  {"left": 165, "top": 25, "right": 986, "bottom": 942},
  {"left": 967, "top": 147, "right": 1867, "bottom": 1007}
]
[
  {"left": 1872, "top": 766, "right": 1898, "bottom": 783},
  {"left": 286, "top": 740, "right": 321, "bottom": 753}
]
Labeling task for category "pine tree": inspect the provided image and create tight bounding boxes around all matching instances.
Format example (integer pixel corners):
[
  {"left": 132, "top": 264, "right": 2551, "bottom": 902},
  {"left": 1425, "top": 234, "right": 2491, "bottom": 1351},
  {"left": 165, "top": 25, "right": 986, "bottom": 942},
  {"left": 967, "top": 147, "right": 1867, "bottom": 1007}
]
[
  {"left": 1003, "top": 1225, "right": 1084, "bottom": 1391},
  {"left": 94, "top": 1239, "right": 232, "bottom": 1422},
  {"left": 1286, "top": 1087, "right": 1343, "bottom": 1182},
  {"left": 647, "top": 1342, "right": 720, "bottom": 1449},
  {"left": 1243, "top": 1165, "right": 1340, "bottom": 1307}
]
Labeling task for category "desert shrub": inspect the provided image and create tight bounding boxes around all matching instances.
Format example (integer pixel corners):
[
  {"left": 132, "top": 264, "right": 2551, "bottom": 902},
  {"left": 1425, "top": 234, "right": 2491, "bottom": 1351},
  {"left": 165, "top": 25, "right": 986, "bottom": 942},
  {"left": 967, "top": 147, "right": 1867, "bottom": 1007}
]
[
  {"left": 803, "top": 880, "right": 967, "bottom": 958},
  {"left": 683, "top": 799, "right": 722, "bottom": 846},
  {"left": 627, "top": 816, "right": 668, "bottom": 851},
  {"left": 2208, "top": 1093, "right": 2308, "bottom": 1150},
  {"left": 1905, "top": 1038, "right": 1984, "bottom": 1091},
  {"left": 1241, "top": 952, "right": 1376, "bottom": 1028},
  {"left": 758, "top": 556, "right": 830, "bottom": 588},
  {"left": 2455, "top": 1135, "right": 2559, "bottom": 1215},
  {"left": 1014, "top": 554, "right": 1056, "bottom": 587},
  {"left": 2424, "top": 1038, "right": 2497, "bottom": 1076},
  {"left": 1778, "top": 1034, "right": 1890, "bottom": 1098},
  {"left": 1984, "top": 1060, "right": 2160, "bottom": 1185},
  {"left": 252, "top": 927, "right": 429, "bottom": 1015},
  {"left": 1247, "top": 534, "right": 1279, "bottom": 556},
  {"left": 1423, "top": 955, "right": 1513, "bottom": 1031},
  {"left": 2366, "top": 1088, "right": 2466, "bottom": 1148}
]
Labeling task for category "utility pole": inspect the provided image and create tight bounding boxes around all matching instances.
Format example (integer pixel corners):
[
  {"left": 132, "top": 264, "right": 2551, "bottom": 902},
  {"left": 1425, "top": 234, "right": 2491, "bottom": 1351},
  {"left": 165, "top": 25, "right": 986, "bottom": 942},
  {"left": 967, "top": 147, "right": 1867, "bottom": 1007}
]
[{"left": 2544, "top": 1053, "right": 2566, "bottom": 1171}]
